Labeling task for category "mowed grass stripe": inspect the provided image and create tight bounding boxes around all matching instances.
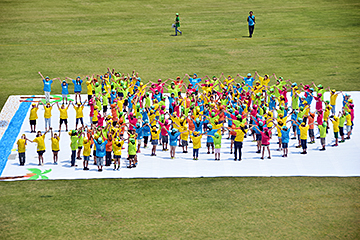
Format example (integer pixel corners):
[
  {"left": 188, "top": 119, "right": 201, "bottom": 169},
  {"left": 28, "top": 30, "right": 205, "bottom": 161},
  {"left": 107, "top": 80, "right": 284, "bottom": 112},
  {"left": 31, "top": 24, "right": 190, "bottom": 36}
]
[{"left": 0, "top": 34, "right": 359, "bottom": 47}]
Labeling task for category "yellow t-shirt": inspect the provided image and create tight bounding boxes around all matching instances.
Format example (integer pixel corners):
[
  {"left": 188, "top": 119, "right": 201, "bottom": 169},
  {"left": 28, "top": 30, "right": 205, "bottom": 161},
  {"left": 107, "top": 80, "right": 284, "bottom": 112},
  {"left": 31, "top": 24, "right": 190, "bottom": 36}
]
[
  {"left": 332, "top": 117, "right": 339, "bottom": 132},
  {"left": 74, "top": 105, "right": 84, "bottom": 118},
  {"left": 113, "top": 140, "right": 124, "bottom": 156},
  {"left": 180, "top": 127, "right": 189, "bottom": 141},
  {"left": 30, "top": 107, "right": 38, "bottom": 120},
  {"left": 59, "top": 107, "right": 68, "bottom": 119},
  {"left": 151, "top": 130, "right": 161, "bottom": 140},
  {"left": 17, "top": 139, "right": 26, "bottom": 153},
  {"left": 346, "top": 114, "right": 352, "bottom": 126},
  {"left": 86, "top": 81, "right": 93, "bottom": 95},
  {"left": 33, "top": 135, "right": 46, "bottom": 151},
  {"left": 93, "top": 109, "right": 98, "bottom": 122},
  {"left": 234, "top": 129, "right": 247, "bottom": 142},
  {"left": 258, "top": 76, "right": 271, "bottom": 86},
  {"left": 323, "top": 108, "right": 331, "bottom": 121},
  {"left": 83, "top": 141, "right": 92, "bottom": 156},
  {"left": 51, "top": 136, "right": 60, "bottom": 151},
  {"left": 190, "top": 135, "right": 202, "bottom": 149},
  {"left": 44, "top": 106, "right": 52, "bottom": 118},
  {"left": 330, "top": 93, "right": 338, "bottom": 105},
  {"left": 299, "top": 125, "right": 309, "bottom": 140}
]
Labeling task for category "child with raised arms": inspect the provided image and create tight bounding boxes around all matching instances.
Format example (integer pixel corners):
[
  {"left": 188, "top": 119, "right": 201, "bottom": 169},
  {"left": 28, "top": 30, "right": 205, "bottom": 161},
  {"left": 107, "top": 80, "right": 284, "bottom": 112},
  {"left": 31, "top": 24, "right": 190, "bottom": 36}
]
[{"left": 50, "top": 128, "right": 60, "bottom": 164}]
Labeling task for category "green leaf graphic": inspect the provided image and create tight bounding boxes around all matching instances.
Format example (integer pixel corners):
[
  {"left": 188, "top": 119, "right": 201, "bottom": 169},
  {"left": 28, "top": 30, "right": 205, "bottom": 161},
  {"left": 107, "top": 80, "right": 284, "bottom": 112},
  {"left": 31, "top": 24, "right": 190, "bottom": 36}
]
[
  {"left": 27, "top": 168, "right": 42, "bottom": 174},
  {"left": 42, "top": 169, "right": 52, "bottom": 174}
]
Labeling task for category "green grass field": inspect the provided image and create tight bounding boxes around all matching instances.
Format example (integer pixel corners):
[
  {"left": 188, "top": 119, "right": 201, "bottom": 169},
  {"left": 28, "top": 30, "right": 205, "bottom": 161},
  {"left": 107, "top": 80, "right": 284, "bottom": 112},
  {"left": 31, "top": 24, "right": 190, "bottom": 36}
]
[
  {"left": 1, "top": 0, "right": 360, "bottom": 238},
  {"left": 1, "top": 0, "right": 360, "bottom": 109},
  {"left": 1, "top": 177, "right": 359, "bottom": 239}
]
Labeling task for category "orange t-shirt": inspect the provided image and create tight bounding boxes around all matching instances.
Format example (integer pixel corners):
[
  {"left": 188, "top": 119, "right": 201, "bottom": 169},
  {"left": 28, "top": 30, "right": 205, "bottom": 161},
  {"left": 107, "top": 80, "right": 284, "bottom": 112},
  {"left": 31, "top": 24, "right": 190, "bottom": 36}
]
[
  {"left": 105, "top": 138, "right": 113, "bottom": 152},
  {"left": 187, "top": 118, "right": 195, "bottom": 131},
  {"left": 308, "top": 115, "right": 315, "bottom": 130}
]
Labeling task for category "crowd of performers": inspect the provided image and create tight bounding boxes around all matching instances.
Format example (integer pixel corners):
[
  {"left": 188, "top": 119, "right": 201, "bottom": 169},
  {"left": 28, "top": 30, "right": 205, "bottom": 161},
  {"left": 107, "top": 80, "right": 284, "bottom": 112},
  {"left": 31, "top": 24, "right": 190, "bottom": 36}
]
[{"left": 16, "top": 69, "right": 355, "bottom": 171}]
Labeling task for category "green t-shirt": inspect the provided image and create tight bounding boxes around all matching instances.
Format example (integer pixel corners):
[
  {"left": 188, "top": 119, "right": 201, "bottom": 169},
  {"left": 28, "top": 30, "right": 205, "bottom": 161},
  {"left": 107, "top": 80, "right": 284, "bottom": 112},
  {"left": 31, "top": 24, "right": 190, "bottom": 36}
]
[
  {"left": 77, "top": 135, "right": 84, "bottom": 147},
  {"left": 318, "top": 125, "right": 327, "bottom": 138},
  {"left": 339, "top": 115, "right": 346, "bottom": 127},
  {"left": 128, "top": 142, "right": 136, "bottom": 155},
  {"left": 175, "top": 16, "right": 180, "bottom": 27},
  {"left": 168, "top": 85, "right": 180, "bottom": 97},
  {"left": 102, "top": 94, "right": 109, "bottom": 106},
  {"left": 70, "top": 136, "right": 78, "bottom": 151},
  {"left": 213, "top": 135, "right": 222, "bottom": 149}
]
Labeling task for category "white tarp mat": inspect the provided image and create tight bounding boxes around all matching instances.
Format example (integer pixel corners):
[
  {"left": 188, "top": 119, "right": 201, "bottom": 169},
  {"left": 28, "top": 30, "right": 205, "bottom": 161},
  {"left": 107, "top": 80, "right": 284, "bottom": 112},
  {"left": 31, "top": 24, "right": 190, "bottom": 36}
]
[{"left": 1, "top": 92, "right": 359, "bottom": 180}]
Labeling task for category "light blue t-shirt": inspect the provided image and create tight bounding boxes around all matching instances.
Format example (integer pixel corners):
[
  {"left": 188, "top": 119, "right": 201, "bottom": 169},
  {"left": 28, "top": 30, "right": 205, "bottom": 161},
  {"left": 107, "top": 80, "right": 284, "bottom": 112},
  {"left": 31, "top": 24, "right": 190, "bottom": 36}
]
[
  {"left": 72, "top": 79, "right": 83, "bottom": 92},
  {"left": 244, "top": 77, "right": 255, "bottom": 87},
  {"left": 43, "top": 79, "right": 53, "bottom": 92},
  {"left": 94, "top": 140, "right": 108, "bottom": 157},
  {"left": 281, "top": 129, "right": 290, "bottom": 143},
  {"left": 206, "top": 129, "right": 218, "bottom": 143},
  {"left": 61, "top": 83, "right": 69, "bottom": 95},
  {"left": 189, "top": 78, "right": 202, "bottom": 90},
  {"left": 168, "top": 131, "right": 181, "bottom": 146},
  {"left": 248, "top": 15, "right": 255, "bottom": 26}
]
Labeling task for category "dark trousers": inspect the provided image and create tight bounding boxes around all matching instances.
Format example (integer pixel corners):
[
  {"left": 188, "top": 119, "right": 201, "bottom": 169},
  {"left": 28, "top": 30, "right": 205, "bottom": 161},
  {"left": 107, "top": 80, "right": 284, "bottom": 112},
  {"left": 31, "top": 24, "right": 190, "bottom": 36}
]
[
  {"left": 193, "top": 149, "right": 199, "bottom": 158},
  {"left": 105, "top": 151, "right": 112, "bottom": 166},
  {"left": 301, "top": 139, "right": 307, "bottom": 150},
  {"left": 249, "top": 25, "right": 254, "bottom": 37},
  {"left": 71, "top": 150, "right": 76, "bottom": 166},
  {"left": 234, "top": 141, "right": 243, "bottom": 160},
  {"left": 19, "top": 152, "right": 25, "bottom": 165}
]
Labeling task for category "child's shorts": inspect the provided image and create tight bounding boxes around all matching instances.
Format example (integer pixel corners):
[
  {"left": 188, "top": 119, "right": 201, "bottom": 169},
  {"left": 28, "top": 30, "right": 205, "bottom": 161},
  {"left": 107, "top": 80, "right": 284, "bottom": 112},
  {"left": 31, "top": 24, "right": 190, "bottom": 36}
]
[
  {"left": 215, "top": 148, "right": 220, "bottom": 154},
  {"left": 37, "top": 150, "right": 45, "bottom": 156},
  {"left": 334, "top": 132, "right": 339, "bottom": 139},
  {"left": 339, "top": 127, "right": 344, "bottom": 136},
  {"left": 60, "top": 119, "right": 68, "bottom": 125},
  {"left": 320, "top": 138, "right": 325, "bottom": 145},
  {"left": 113, "top": 155, "right": 121, "bottom": 159},
  {"left": 230, "top": 135, "right": 236, "bottom": 141},
  {"left": 83, "top": 156, "right": 90, "bottom": 161},
  {"left": 346, "top": 125, "right": 352, "bottom": 133},
  {"left": 137, "top": 138, "right": 143, "bottom": 145},
  {"left": 256, "top": 134, "right": 262, "bottom": 141},
  {"left": 308, "top": 129, "right": 314, "bottom": 138},
  {"left": 181, "top": 140, "right": 188, "bottom": 146},
  {"left": 151, "top": 140, "right": 158, "bottom": 145},
  {"left": 162, "top": 135, "right": 169, "bottom": 143},
  {"left": 97, "top": 157, "right": 103, "bottom": 166},
  {"left": 206, "top": 142, "right": 214, "bottom": 148},
  {"left": 129, "top": 155, "right": 136, "bottom": 159},
  {"left": 282, "top": 143, "right": 288, "bottom": 148}
]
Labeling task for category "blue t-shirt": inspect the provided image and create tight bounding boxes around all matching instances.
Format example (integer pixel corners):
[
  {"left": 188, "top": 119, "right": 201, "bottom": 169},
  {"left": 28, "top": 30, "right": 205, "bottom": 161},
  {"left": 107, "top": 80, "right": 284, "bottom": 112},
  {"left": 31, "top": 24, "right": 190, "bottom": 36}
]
[
  {"left": 281, "top": 129, "right": 290, "bottom": 143},
  {"left": 153, "top": 93, "right": 162, "bottom": 103},
  {"left": 168, "top": 131, "right": 181, "bottom": 146},
  {"left": 248, "top": 15, "right": 255, "bottom": 26},
  {"left": 189, "top": 78, "right": 202, "bottom": 90},
  {"left": 94, "top": 140, "right": 108, "bottom": 157},
  {"left": 43, "top": 79, "right": 53, "bottom": 92},
  {"left": 206, "top": 129, "right": 218, "bottom": 143},
  {"left": 61, "top": 83, "right": 69, "bottom": 95},
  {"left": 72, "top": 79, "right": 83, "bottom": 92},
  {"left": 193, "top": 120, "right": 204, "bottom": 133},
  {"left": 244, "top": 77, "right": 255, "bottom": 87},
  {"left": 142, "top": 125, "right": 151, "bottom": 137},
  {"left": 136, "top": 126, "right": 144, "bottom": 139}
]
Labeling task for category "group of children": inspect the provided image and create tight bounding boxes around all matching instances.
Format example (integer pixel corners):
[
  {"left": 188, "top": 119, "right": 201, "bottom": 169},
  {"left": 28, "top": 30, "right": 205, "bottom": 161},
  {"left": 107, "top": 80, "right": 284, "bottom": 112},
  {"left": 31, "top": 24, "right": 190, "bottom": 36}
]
[{"left": 16, "top": 69, "right": 355, "bottom": 171}]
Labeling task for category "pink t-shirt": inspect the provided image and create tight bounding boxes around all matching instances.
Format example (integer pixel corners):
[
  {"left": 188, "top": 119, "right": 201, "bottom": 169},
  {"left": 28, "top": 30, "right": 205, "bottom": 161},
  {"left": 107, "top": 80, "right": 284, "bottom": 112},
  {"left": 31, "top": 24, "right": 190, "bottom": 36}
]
[
  {"left": 261, "top": 131, "right": 270, "bottom": 145},
  {"left": 317, "top": 112, "right": 323, "bottom": 125},
  {"left": 159, "top": 122, "right": 170, "bottom": 136},
  {"left": 128, "top": 117, "right": 138, "bottom": 130}
]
